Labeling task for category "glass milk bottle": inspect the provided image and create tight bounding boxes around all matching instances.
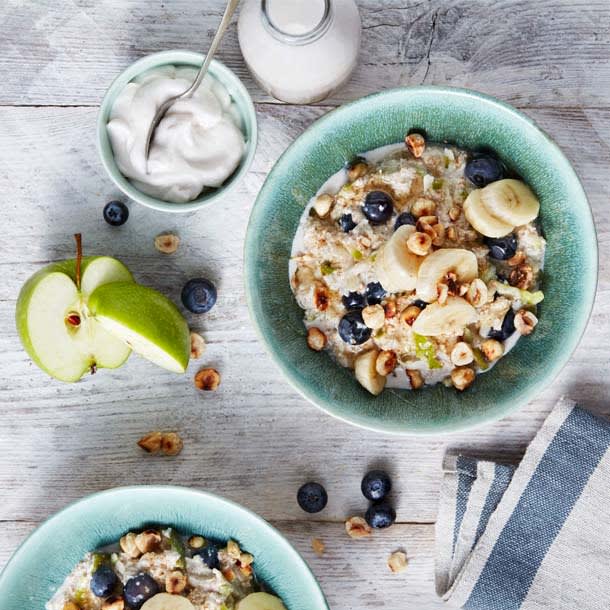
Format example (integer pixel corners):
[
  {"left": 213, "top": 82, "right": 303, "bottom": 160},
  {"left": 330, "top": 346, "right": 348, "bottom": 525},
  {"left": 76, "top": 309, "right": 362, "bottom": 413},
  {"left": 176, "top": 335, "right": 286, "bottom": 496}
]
[{"left": 237, "top": 0, "right": 361, "bottom": 104}]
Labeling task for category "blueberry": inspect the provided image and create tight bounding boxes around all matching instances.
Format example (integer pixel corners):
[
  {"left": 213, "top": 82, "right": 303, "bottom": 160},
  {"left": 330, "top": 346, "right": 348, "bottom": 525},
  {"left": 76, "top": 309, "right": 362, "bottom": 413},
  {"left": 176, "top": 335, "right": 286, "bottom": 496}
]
[
  {"left": 484, "top": 234, "right": 517, "bottom": 261},
  {"left": 464, "top": 154, "right": 504, "bottom": 187},
  {"left": 90, "top": 564, "right": 118, "bottom": 598},
  {"left": 412, "top": 299, "right": 428, "bottom": 309},
  {"left": 365, "top": 502, "right": 396, "bottom": 529},
  {"left": 339, "top": 213, "right": 357, "bottom": 233},
  {"left": 195, "top": 542, "right": 219, "bottom": 569},
  {"left": 366, "top": 282, "right": 386, "bottom": 305},
  {"left": 394, "top": 212, "right": 416, "bottom": 231},
  {"left": 181, "top": 278, "right": 217, "bottom": 314},
  {"left": 123, "top": 573, "right": 159, "bottom": 609},
  {"left": 342, "top": 291, "right": 366, "bottom": 311},
  {"left": 361, "top": 470, "right": 392, "bottom": 502},
  {"left": 338, "top": 311, "right": 372, "bottom": 345},
  {"left": 103, "top": 201, "right": 129, "bottom": 226},
  {"left": 297, "top": 482, "right": 328, "bottom": 513},
  {"left": 362, "top": 191, "right": 393, "bottom": 225},
  {"left": 488, "top": 308, "right": 516, "bottom": 341}
]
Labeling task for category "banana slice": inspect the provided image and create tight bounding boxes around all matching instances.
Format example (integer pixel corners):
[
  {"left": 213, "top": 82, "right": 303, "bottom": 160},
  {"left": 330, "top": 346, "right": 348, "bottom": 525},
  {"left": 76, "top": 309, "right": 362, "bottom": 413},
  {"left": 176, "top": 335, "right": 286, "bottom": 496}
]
[
  {"left": 463, "top": 189, "right": 513, "bottom": 238},
  {"left": 412, "top": 296, "right": 478, "bottom": 336},
  {"left": 374, "top": 225, "right": 422, "bottom": 292},
  {"left": 480, "top": 179, "right": 540, "bottom": 226},
  {"left": 415, "top": 249, "right": 478, "bottom": 303},
  {"left": 354, "top": 349, "right": 386, "bottom": 395},
  {"left": 236, "top": 593, "right": 287, "bottom": 610},
  {"left": 141, "top": 594, "right": 195, "bottom": 610}
]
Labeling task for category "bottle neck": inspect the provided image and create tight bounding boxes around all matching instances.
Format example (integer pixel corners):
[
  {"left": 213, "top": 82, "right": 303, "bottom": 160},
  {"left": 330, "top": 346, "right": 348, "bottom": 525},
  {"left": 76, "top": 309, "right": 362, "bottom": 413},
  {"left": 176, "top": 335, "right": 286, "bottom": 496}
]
[{"left": 261, "top": 0, "right": 333, "bottom": 46}]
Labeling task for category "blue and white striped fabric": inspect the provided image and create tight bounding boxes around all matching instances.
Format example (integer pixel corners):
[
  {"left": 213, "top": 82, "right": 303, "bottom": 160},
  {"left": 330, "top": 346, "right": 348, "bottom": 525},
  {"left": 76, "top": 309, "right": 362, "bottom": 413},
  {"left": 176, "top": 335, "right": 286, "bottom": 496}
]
[{"left": 436, "top": 398, "right": 610, "bottom": 610}]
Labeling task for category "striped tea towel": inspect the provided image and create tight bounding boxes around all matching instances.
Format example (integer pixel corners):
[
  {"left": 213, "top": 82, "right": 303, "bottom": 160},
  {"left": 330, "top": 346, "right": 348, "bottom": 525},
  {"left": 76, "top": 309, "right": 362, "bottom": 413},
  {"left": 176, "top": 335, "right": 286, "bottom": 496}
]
[{"left": 436, "top": 397, "right": 610, "bottom": 610}]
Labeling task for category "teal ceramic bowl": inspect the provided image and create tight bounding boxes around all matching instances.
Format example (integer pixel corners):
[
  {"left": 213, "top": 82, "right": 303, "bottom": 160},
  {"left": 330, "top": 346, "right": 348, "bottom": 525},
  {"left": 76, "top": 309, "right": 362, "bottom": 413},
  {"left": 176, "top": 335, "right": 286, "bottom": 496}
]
[
  {"left": 244, "top": 86, "right": 597, "bottom": 435},
  {"left": 0, "top": 486, "right": 328, "bottom": 609},
  {"left": 97, "top": 51, "right": 258, "bottom": 213}
]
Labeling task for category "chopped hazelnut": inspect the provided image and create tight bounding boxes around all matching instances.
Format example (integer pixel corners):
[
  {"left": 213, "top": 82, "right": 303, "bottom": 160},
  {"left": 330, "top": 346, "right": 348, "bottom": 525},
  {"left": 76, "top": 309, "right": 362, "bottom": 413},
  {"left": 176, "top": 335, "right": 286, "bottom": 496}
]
[
  {"left": 312, "top": 194, "right": 333, "bottom": 218},
  {"left": 188, "top": 535, "right": 206, "bottom": 549},
  {"left": 137, "top": 431, "right": 163, "bottom": 454},
  {"left": 63, "top": 603, "right": 81, "bottom": 610},
  {"left": 451, "top": 367, "right": 475, "bottom": 391},
  {"left": 313, "top": 283, "right": 330, "bottom": 311},
  {"left": 102, "top": 597, "right": 125, "bottom": 610},
  {"left": 451, "top": 342, "right": 474, "bottom": 366},
  {"left": 195, "top": 368, "right": 221, "bottom": 391},
  {"left": 407, "top": 231, "right": 432, "bottom": 256},
  {"left": 347, "top": 161, "right": 368, "bottom": 182},
  {"left": 384, "top": 299, "right": 398, "bottom": 319},
  {"left": 190, "top": 332, "right": 206, "bottom": 359},
  {"left": 161, "top": 432, "right": 183, "bottom": 456},
  {"left": 362, "top": 304, "right": 385, "bottom": 330},
  {"left": 387, "top": 551, "right": 409, "bottom": 574},
  {"left": 508, "top": 251, "right": 526, "bottom": 267},
  {"left": 481, "top": 339, "right": 504, "bottom": 362},
  {"left": 165, "top": 569, "right": 187, "bottom": 594},
  {"left": 448, "top": 206, "right": 461, "bottom": 222},
  {"left": 514, "top": 309, "right": 538, "bottom": 335},
  {"left": 345, "top": 516, "right": 372, "bottom": 539},
  {"left": 376, "top": 350, "right": 397, "bottom": 376},
  {"left": 467, "top": 278, "right": 489, "bottom": 308},
  {"left": 227, "top": 540, "right": 241, "bottom": 559},
  {"left": 135, "top": 529, "right": 162, "bottom": 554},
  {"left": 120, "top": 533, "right": 141, "bottom": 558},
  {"left": 239, "top": 552, "right": 254, "bottom": 567},
  {"left": 311, "top": 538, "right": 325, "bottom": 556},
  {"left": 154, "top": 233, "right": 180, "bottom": 254},
  {"left": 509, "top": 264, "right": 533, "bottom": 290},
  {"left": 431, "top": 223, "right": 445, "bottom": 246},
  {"left": 240, "top": 564, "right": 253, "bottom": 577},
  {"left": 406, "top": 369, "right": 424, "bottom": 390},
  {"left": 400, "top": 305, "right": 422, "bottom": 326},
  {"left": 405, "top": 132, "right": 426, "bottom": 158},
  {"left": 447, "top": 226, "right": 458, "bottom": 241},
  {"left": 410, "top": 197, "right": 436, "bottom": 218},
  {"left": 307, "top": 327, "right": 327, "bottom": 351},
  {"left": 416, "top": 215, "right": 438, "bottom": 229}
]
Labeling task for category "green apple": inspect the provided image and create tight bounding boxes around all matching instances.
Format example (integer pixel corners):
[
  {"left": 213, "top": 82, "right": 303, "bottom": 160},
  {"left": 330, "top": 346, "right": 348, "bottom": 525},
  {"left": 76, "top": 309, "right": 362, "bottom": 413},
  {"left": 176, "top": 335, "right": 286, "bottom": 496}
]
[
  {"left": 89, "top": 281, "right": 190, "bottom": 374},
  {"left": 16, "top": 256, "right": 135, "bottom": 382}
]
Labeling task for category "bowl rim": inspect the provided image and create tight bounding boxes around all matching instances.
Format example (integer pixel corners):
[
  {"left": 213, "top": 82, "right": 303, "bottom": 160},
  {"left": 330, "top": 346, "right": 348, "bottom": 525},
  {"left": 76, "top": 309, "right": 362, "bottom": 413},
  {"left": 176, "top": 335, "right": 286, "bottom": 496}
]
[
  {"left": 0, "top": 485, "right": 330, "bottom": 609},
  {"left": 244, "top": 85, "right": 598, "bottom": 436},
  {"left": 96, "top": 50, "right": 258, "bottom": 214}
]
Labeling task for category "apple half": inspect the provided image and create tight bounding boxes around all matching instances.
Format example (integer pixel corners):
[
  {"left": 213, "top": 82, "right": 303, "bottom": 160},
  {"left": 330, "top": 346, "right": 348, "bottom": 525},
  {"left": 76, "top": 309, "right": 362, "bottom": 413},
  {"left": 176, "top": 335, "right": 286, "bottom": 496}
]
[{"left": 16, "top": 256, "right": 135, "bottom": 382}]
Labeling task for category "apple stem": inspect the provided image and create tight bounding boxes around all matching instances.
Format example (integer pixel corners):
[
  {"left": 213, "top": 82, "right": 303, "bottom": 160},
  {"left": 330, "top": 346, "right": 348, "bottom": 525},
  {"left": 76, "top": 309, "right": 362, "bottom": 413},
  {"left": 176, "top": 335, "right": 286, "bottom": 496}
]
[{"left": 74, "top": 233, "right": 82, "bottom": 290}]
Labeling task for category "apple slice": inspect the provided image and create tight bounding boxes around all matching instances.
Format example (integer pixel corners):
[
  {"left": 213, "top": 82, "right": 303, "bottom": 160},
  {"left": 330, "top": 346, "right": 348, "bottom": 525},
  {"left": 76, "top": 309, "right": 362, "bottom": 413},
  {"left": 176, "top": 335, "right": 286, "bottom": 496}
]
[
  {"left": 16, "top": 256, "right": 134, "bottom": 382},
  {"left": 89, "top": 282, "right": 190, "bottom": 374}
]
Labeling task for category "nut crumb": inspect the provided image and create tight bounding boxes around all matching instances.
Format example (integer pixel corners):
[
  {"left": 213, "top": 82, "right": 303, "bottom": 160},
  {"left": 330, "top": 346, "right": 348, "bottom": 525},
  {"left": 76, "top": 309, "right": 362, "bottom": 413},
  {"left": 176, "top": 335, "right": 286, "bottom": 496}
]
[
  {"left": 406, "top": 369, "right": 424, "bottom": 390},
  {"left": 137, "top": 431, "right": 163, "bottom": 454},
  {"left": 387, "top": 551, "right": 408, "bottom": 574},
  {"left": 161, "top": 432, "right": 183, "bottom": 456},
  {"left": 515, "top": 309, "right": 538, "bottom": 335},
  {"left": 135, "top": 529, "right": 162, "bottom": 554},
  {"left": 102, "top": 597, "right": 125, "bottom": 610},
  {"left": 227, "top": 539, "right": 241, "bottom": 559},
  {"left": 195, "top": 368, "right": 221, "bottom": 391},
  {"left": 307, "top": 327, "right": 327, "bottom": 351},
  {"left": 63, "top": 603, "right": 81, "bottom": 610},
  {"left": 239, "top": 552, "right": 254, "bottom": 567},
  {"left": 345, "top": 516, "right": 372, "bottom": 539},
  {"left": 507, "top": 251, "right": 526, "bottom": 267},
  {"left": 154, "top": 233, "right": 180, "bottom": 254},
  {"left": 313, "top": 194, "right": 333, "bottom": 218},
  {"left": 190, "top": 332, "right": 206, "bottom": 359},
  {"left": 120, "top": 533, "right": 141, "bottom": 558},
  {"left": 311, "top": 538, "right": 325, "bottom": 556},
  {"left": 407, "top": 231, "right": 432, "bottom": 256},
  {"left": 165, "top": 569, "right": 187, "bottom": 594},
  {"left": 405, "top": 133, "right": 426, "bottom": 158},
  {"left": 451, "top": 367, "right": 475, "bottom": 391},
  {"left": 375, "top": 350, "right": 397, "bottom": 376},
  {"left": 362, "top": 304, "right": 385, "bottom": 330},
  {"left": 347, "top": 161, "right": 368, "bottom": 182}
]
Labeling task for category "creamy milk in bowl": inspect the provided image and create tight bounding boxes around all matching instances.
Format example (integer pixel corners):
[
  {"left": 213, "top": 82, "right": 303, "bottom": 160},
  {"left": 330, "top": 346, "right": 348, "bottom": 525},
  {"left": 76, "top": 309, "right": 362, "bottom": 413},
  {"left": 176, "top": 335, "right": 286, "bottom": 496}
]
[{"left": 97, "top": 51, "right": 257, "bottom": 213}]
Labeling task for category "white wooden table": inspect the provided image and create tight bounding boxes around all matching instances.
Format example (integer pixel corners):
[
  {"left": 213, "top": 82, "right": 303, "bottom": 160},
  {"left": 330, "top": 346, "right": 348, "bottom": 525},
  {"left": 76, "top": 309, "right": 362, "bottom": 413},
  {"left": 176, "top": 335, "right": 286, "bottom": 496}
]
[{"left": 1, "top": 1, "right": 609, "bottom": 608}]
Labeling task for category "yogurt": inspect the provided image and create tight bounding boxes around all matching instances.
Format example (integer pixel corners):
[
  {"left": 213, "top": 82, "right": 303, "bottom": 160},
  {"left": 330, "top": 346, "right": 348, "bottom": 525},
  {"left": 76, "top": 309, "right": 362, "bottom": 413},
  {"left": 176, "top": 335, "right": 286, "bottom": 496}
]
[{"left": 107, "top": 65, "right": 245, "bottom": 203}]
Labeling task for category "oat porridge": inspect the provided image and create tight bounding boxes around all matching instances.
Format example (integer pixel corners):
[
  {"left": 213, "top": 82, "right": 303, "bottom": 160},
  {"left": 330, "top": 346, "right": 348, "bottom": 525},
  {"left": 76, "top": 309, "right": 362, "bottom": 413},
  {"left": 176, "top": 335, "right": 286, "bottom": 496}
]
[
  {"left": 290, "top": 133, "right": 545, "bottom": 394},
  {"left": 47, "top": 526, "right": 286, "bottom": 610}
]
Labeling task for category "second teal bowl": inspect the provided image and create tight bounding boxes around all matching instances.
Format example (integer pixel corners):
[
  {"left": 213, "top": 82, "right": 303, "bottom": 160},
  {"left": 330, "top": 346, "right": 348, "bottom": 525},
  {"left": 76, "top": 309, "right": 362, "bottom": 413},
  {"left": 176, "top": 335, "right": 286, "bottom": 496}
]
[
  {"left": 244, "top": 86, "right": 597, "bottom": 435},
  {"left": 0, "top": 486, "right": 328, "bottom": 609}
]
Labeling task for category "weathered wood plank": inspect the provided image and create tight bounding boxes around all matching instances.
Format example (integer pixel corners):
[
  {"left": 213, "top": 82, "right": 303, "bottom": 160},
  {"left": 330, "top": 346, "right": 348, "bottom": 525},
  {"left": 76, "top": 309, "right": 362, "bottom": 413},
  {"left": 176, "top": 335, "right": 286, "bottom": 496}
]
[
  {"left": 0, "top": 520, "right": 444, "bottom": 610},
  {"left": 1, "top": 0, "right": 609, "bottom": 108}
]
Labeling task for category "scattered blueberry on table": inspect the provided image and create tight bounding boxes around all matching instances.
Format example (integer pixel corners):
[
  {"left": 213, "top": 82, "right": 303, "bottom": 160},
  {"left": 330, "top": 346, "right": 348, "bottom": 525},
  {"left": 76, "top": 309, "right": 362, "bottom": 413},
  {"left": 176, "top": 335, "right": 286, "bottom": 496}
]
[
  {"left": 342, "top": 291, "right": 367, "bottom": 311},
  {"left": 339, "top": 213, "right": 357, "bottom": 233},
  {"left": 181, "top": 278, "right": 217, "bottom": 314},
  {"left": 90, "top": 564, "right": 118, "bottom": 598},
  {"left": 366, "top": 281, "right": 386, "bottom": 305},
  {"left": 485, "top": 234, "right": 518, "bottom": 260},
  {"left": 488, "top": 308, "right": 516, "bottom": 341},
  {"left": 338, "top": 310, "right": 372, "bottom": 345},
  {"left": 123, "top": 573, "right": 159, "bottom": 609},
  {"left": 365, "top": 501, "right": 397, "bottom": 529},
  {"left": 362, "top": 190, "right": 394, "bottom": 224},
  {"left": 361, "top": 470, "right": 392, "bottom": 502},
  {"left": 297, "top": 482, "right": 328, "bottom": 513},
  {"left": 464, "top": 154, "right": 505, "bottom": 187},
  {"left": 102, "top": 200, "right": 129, "bottom": 226},
  {"left": 394, "top": 212, "right": 416, "bottom": 231}
]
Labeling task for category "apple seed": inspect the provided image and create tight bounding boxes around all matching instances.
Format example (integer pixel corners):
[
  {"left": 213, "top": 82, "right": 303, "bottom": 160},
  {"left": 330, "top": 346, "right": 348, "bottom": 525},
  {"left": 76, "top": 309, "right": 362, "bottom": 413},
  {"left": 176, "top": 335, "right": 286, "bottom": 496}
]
[{"left": 65, "top": 313, "right": 81, "bottom": 327}]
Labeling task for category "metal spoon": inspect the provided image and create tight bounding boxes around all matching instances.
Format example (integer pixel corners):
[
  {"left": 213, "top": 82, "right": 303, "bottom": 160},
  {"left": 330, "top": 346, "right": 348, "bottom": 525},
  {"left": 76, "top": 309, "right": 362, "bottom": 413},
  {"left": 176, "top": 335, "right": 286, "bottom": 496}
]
[{"left": 144, "top": 0, "right": 241, "bottom": 169}]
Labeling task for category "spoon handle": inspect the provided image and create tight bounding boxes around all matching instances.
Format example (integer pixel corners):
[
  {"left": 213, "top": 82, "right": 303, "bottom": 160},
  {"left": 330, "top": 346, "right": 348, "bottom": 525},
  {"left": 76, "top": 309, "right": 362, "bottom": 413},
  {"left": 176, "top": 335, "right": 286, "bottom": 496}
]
[{"left": 185, "top": 0, "right": 241, "bottom": 97}]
